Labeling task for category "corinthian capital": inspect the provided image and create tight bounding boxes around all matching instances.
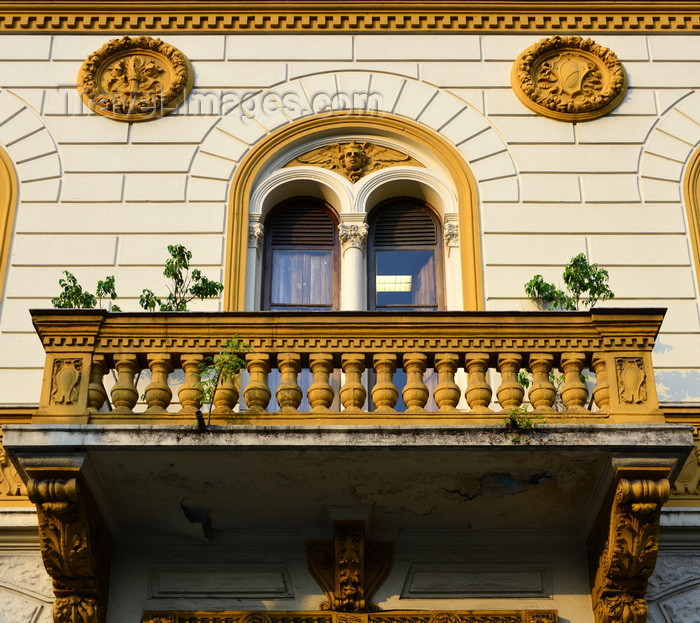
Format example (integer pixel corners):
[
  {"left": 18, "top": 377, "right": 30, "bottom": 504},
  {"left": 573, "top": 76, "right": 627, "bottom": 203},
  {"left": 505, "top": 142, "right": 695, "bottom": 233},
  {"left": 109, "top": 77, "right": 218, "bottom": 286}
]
[
  {"left": 339, "top": 223, "right": 369, "bottom": 252},
  {"left": 248, "top": 223, "right": 264, "bottom": 251}
]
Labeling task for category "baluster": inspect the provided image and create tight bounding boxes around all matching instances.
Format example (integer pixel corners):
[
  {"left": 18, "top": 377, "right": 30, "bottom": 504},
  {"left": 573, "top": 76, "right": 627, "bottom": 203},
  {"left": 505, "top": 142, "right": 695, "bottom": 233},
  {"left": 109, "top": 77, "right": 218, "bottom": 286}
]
[
  {"left": 340, "top": 354, "right": 366, "bottom": 414},
  {"left": 591, "top": 354, "right": 610, "bottom": 411},
  {"left": 178, "top": 354, "right": 204, "bottom": 415},
  {"left": 560, "top": 352, "right": 588, "bottom": 412},
  {"left": 434, "top": 353, "right": 461, "bottom": 413},
  {"left": 244, "top": 353, "right": 271, "bottom": 414},
  {"left": 277, "top": 353, "right": 302, "bottom": 413},
  {"left": 372, "top": 353, "right": 398, "bottom": 413},
  {"left": 111, "top": 354, "right": 139, "bottom": 415},
  {"left": 212, "top": 373, "right": 240, "bottom": 415},
  {"left": 496, "top": 353, "right": 524, "bottom": 412},
  {"left": 465, "top": 353, "right": 493, "bottom": 414},
  {"left": 402, "top": 352, "right": 428, "bottom": 413},
  {"left": 528, "top": 353, "right": 556, "bottom": 411},
  {"left": 144, "top": 353, "right": 173, "bottom": 414},
  {"left": 308, "top": 353, "right": 334, "bottom": 413},
  {"left": 87, "top": 354, "right": 108, "bottom": 414}
]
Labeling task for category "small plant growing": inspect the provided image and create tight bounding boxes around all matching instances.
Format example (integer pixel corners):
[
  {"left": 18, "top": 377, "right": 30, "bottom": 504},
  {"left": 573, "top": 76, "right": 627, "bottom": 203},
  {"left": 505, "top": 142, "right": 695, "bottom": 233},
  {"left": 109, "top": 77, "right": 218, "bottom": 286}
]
[
  {"left": 197, "top": 337, "right": 251, "bottom": 427},
  {"left": 51, "top": 271, "right": 121, "bottom": 311},
  {"left": 139, "top": 244, "right": 224, "bottom": 312},
  {"left": 503, "top": 405, "right": 546, "bottom": 444},
  {"left": 52, "top": 245, "right": 223, "bottom": 312},
  {"left": 525, "top": 253, "right": 614, "bottom": 311}
]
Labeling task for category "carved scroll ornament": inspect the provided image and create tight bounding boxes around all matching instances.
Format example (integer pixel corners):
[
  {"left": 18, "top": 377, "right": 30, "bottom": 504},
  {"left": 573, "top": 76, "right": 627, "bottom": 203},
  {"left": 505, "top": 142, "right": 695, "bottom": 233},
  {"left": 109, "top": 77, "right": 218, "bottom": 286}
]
[
  {"left": 285, "top": 141, "right": 423, "bottom": 182},
  {"left": 78, "top": 35, "right": 194, "bottom": 122},
  {"left": 339, "top": 223, "right": 369, "bottom": 252},
  {"left": 308, "top": 521, "right": 392, "bottom": 613},
  {"left": 511, "top": 36, "right": 627, "bottom": 122},
  {"left": 28, "top": 478, "right": 110, "bottom": 623},
  {"left": 591, "top": 478, "right": 670, "bottom": 623}
]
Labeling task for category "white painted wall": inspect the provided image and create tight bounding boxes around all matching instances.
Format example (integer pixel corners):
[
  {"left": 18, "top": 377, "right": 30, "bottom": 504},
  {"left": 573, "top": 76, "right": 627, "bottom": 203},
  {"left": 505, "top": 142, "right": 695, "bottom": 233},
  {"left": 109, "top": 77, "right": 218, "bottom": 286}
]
[{"left": 0, "top": 33, "right": 698, "bottom": 405}]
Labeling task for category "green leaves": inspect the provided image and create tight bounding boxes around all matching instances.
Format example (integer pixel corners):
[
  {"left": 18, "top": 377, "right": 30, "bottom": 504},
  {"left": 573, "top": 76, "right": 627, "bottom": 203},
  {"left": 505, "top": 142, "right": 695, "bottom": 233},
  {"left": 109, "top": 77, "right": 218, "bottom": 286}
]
[
  {"left": 524, "top": 253, "right": 614, "bottom": 311},
  {"left": 51, "top": 270, "right": 117, "bottom": 310},
  {"left": 53, "top": 245, "right": 224, "bottom": 312},
  {"left": 138, "top": 244, "right": 224, "bottom": 312},
  {"left": 198, "top": 337, "right": 251, "bottom": 422}
]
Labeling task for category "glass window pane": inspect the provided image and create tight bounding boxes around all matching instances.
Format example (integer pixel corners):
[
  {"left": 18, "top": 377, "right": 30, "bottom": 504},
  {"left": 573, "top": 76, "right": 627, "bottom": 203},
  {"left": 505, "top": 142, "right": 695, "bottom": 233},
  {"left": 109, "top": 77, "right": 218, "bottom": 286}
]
[
  {"left": 375, "top": 249, "right": 436, "bottom": 308},
  {"left": 270, "top": 249, "right": 333, "bottom": 309}
]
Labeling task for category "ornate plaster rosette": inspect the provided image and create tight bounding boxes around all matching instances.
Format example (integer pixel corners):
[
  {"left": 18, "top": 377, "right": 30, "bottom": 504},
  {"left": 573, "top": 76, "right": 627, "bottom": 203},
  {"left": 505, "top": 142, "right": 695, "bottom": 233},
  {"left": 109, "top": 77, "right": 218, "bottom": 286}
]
[
  {"left": 77, "top": 35, "right": 193, "bottom": 122},
  {"left": 511, "top": 35, "right": 627, "bottom": 122}
]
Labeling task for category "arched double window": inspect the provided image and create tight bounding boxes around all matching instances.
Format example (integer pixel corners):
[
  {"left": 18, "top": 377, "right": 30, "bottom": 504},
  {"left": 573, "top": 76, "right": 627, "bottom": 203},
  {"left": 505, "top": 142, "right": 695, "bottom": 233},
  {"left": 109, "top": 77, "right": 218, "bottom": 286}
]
[{"left": 261, "top": 196, "right": 443, "bottom": 312}]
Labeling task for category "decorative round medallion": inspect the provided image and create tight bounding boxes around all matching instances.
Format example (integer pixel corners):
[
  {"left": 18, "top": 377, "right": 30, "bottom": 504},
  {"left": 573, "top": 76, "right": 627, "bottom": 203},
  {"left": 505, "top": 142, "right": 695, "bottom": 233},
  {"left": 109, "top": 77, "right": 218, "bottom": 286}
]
[
  {"left": 511, "top": 35, "right": 627, "bottom": 122},
  {"left": 77, "top": 36, "right": 193, "bottom": 122}
]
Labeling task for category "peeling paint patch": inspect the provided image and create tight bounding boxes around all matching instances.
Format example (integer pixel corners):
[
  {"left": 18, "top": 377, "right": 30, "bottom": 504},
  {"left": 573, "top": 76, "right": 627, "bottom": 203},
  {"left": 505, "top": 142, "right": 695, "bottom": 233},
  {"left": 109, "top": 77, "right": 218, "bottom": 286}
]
[{"left": 444, "top": 471, "right": 551, "bottom": 501}]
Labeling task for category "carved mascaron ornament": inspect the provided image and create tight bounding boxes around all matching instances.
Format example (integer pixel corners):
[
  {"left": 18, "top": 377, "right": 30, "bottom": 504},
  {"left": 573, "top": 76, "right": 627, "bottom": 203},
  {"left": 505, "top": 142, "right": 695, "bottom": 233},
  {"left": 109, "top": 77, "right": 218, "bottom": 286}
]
[
  {"left": 78, "top": 36, "right": 194, "bottom": 122},
  {"left": 511, "top": 36, "right": 627, "bottom": 122},
  {"left": 285, "top": 141, "right": 423, "bottom": 182}
]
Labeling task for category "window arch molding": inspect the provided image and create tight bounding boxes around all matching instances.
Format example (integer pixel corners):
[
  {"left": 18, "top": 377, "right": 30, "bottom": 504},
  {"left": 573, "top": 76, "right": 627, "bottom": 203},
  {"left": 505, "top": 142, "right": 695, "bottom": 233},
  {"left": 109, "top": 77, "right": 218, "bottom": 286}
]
[
  {"left": 226, "top": 112, "right": 482, "bottom": 311},
  {"left": 684, "top": 146, "right": 700, "bottom": 297},
  {"left": 0, "top": 145, "right": 17, "bottom": 303}
]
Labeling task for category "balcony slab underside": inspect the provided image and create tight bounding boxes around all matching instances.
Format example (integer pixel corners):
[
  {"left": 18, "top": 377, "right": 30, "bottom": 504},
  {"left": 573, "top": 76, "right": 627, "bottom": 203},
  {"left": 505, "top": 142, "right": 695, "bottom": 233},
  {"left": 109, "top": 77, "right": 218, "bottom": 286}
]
[{"left": 4, "top": 423, "right": 693, "bottom": 543}]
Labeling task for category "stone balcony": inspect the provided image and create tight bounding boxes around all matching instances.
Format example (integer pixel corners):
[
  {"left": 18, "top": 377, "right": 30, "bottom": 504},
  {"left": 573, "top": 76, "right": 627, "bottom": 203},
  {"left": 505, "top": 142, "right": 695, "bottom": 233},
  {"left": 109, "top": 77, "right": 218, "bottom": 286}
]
[{"left": 31, "top": 307, "right": 667, "bottom": 425}]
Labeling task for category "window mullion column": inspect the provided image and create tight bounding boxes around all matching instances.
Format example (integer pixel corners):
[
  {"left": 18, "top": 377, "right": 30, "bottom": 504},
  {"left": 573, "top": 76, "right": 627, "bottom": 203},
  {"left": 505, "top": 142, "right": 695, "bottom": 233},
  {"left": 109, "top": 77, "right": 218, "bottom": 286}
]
[{"left": 338, "top": 218, "right": 368, "bottom": 311}]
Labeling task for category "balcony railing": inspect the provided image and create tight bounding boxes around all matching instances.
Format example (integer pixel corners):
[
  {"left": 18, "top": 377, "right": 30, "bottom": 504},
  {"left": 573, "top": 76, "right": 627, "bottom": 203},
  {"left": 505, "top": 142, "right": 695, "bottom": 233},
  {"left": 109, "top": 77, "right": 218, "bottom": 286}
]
[{"left": 31, "top": 308, "right": 666, "bottom": 425}]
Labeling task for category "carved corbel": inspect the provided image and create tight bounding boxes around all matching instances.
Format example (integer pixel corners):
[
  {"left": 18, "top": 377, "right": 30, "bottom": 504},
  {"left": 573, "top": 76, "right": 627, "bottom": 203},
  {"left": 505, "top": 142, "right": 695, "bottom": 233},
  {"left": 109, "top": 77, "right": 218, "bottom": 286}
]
[
  {"left": 590, "top": 477, "right": 670, "bottom": 623},
  {"left": 308, "top": 520, "right": 392, "bottom": 612},
  {"left": 28, "top": 478, "right": 111, "bottom": 623}
]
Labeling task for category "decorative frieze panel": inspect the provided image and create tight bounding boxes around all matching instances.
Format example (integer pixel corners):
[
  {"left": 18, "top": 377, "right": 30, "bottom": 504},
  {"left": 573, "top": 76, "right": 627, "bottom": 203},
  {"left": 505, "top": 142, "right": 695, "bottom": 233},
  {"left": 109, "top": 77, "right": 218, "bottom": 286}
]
[
  {"left": 141, "top": 611, "right": 558, "bottom": 623},
  {"left": 77, "top": 36, "right": 193, "bottom": 122},
  {"left": 1, "top": 4, "right": 700, "bottom": 32},
  {"left": 511, "top": 36, "right": 627, "bottom": 122},
  {"left": 285, "top": 142, "right": 423, "bottom": 183}
]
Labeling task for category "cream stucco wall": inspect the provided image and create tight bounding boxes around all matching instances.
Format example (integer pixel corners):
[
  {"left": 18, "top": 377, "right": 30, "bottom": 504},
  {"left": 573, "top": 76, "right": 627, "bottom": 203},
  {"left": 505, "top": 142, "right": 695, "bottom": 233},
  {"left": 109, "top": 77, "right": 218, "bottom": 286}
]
[{"left": 0, "top": 33, "right": 698, "bottom": 406}]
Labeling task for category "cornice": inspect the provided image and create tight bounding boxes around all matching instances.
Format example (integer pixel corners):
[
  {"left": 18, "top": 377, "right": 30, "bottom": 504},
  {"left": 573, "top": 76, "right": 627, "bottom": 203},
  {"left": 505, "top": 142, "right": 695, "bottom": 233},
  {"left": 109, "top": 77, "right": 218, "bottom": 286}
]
[{"left": 1, "top": 2, "right": 700, "bottom": 33}]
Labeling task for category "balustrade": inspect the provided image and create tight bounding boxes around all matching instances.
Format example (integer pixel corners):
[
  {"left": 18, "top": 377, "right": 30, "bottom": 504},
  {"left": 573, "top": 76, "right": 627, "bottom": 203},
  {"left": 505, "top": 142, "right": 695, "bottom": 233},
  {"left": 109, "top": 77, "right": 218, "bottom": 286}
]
[{"left": 31, "top": 309, "right": 666, "bottom": 424}]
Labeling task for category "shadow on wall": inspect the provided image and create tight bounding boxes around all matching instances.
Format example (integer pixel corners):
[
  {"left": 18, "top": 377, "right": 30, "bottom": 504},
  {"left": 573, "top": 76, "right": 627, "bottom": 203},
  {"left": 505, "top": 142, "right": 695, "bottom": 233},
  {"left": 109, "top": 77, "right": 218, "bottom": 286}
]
[
  {"left": 0, "top": 583, "right": 53, "bottom": 623},
  {"left": 655, "top": 370, "right": 700, "bottom": 403}
]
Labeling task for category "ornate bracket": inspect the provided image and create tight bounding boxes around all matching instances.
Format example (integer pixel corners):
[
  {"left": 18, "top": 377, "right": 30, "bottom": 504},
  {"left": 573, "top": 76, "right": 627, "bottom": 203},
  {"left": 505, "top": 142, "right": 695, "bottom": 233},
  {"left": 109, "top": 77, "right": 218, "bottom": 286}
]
[
  {"left": 308, "top": 520, "right": 392, "bottom": 612},
  {"left": 28, "top": 478, "right": 111, "bottom": 623},
  {"left": 590, "top": 476, "right": 670, "bottom": 623}
]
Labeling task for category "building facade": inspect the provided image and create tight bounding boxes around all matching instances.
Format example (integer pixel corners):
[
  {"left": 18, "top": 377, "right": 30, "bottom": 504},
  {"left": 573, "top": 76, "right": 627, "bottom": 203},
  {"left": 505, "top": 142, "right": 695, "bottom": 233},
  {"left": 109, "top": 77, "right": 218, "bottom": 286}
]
[{"left": 0, "top": 2, "right": 699, "bottom": 622}]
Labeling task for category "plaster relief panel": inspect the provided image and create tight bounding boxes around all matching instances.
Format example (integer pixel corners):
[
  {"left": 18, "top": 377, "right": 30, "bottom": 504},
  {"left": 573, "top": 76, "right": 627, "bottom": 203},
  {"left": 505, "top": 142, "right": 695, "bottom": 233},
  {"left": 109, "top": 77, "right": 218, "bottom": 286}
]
[
  {"left": 148, "top": 564, "right": 294, "bottom": 599},
  {"left": 616, "top": 358, "right": 647, "bottom": 405},
  {"left": 285, "top": 141, "right": 423, "bottom": 182},
  {"left": 400, "top": 563, "right": 551, "bottom": 599},
  {"left": 78, "top": 35, "right": 194, "bottom": 122},
  {"left": 50, "top": 358, "right": 82, "bottom": 406},
  {"left": 511, "top": 36, "right": 627, "bottom": 122}
]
